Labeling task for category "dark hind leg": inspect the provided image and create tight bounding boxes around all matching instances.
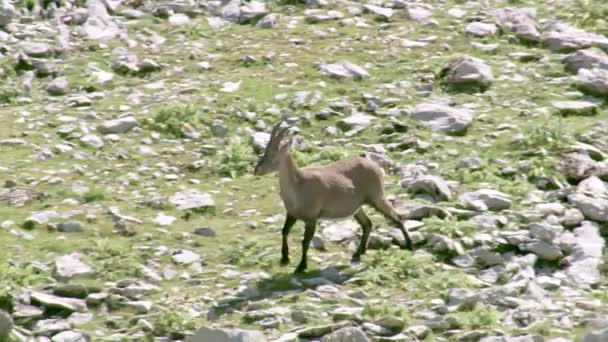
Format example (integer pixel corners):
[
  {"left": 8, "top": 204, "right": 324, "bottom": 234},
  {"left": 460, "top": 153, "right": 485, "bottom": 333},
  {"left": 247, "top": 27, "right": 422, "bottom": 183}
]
[
  {"left": 280, "top": 214, "right": 297, "bottom": 266},
  {"left": 371, "top": 198, "right": 413, "bottom": 250},
  {"left": 352, "top": 208, "right": 373, "bottom": 262}
]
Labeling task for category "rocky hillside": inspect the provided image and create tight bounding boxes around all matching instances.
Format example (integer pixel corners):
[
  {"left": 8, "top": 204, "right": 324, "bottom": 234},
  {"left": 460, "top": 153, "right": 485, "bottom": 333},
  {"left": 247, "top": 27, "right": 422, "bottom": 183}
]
[{"left": 1, "top": 0, "right": 608, "bottom": 341}]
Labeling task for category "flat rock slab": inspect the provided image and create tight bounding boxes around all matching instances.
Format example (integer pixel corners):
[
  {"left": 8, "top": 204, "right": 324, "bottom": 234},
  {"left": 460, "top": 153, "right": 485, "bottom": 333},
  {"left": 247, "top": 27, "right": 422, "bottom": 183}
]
[
  {"left": 187, "top": 327, "right": 267, "bottom": 342},
  {"left": 169, "top": 189, "right": 215, "bottom": 211},
  {"left": 54, "top": 254, "right": 95, "bottom": 280},
  {"left": 409, "top": 103, "right": 473, "bottom": 135},
  {"left": 551, "top": 100, "right": 599, "bottom": 116},
  {"left": 30, "top": 291, "right": 88, "bottom": 313},
  {"left": 320, "top": 60, "right": 369, "bottom": 79}
]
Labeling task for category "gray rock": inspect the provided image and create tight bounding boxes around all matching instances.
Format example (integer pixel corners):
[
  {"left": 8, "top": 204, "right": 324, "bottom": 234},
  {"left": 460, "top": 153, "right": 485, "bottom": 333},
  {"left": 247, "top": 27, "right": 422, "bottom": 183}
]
[
  {"left": 239, "top": 1, "right": 268, "bottom": 23},
  {"left": 337, "top": 113, "right": 375, "bottom": 131},
  {"left": 459, "top": 189, "right": 511, "bottom": 211},
  {"left": 405, "top": 5, "right": 432, "bottom": 22},
  {"left": 577, "top": 176, "right": 608, "bottom": 197},
  {"left": 121, "top": 8, "right": 145, "bottom": 19},
  {"left": 169, "top": 189, "right": 215, "bottom": 211},
  {"left": 0, "top": 0, "right": 16, "bottom": 26},
  {"left": 82, "top": 0, "right": 123, "bottom": 40},
  {"left": 577, "top": 68, "right": 608, "bottom": 96},
  {"left": 47, "top": 77, "right": 70, "bottom": 96},
  {"left": 97, "top": 117, "right": 137, "bottom": 134},
  {"left": 465, "top": 22, "right": 498, "bottom": 37},
  {"left": 57, "top": 221, "right": 83, "bottom": 233},
  {"left": 568, "top": 193, "right": 608, "bottom": 222},
  {"left": 194, "top": 226, "right": 216, "bottom": 237},
  {"left": 551, "top": 100, "right": 599, "bottom": 116},
  {"left": 322, "top": 220, "right": 359, "bottom": 243},
  {"left": 80, "top": 135, "right": 104, "bottom": 149},
  {"left": 544, "top": 22, "right": 608, "bottom": 52},
  {"left": 408, "top": 103, "right": 473, "bottom": 135},
  {"left": 583, "top": 327, "right": 608, "bottom": 342},
  {"left": 51, "top": 330, "right": 87, "bottom": 342},
  {"left": 0, "top": 188, "right": 43, "bottom": 208},
  {"left": 171, "top": 249, "right": 201, "bottom": 265},
  {"left": 528, "top": 222, "right": 563, "bottom": 243},
  {"left": 320, "top": 61, "right": 369, "bottom": 79},
  {"left": 405, "top": 175, "right": 452, "bottom": 201},
  {"left": 363, "top": 4, "right": 393, "bottom": 21},
  {"left": 187, "top": 327, "right": 267, "bottom": 342},
  {"left": 24, "top": 210, "right": 60, "bottom": 227},
  {"left": 563, "top": 48, "right": 608, "bottom": 73},
  {"left": 493, "top": 7, "right": 540, "bottom": 42},
  {"left": 54, "top": 253, "right": 94, "bottom": 280},
  {"left": 304, "top": 9, "right": 344, "bottom": 23},
  {"left": 321, "top": 327, "right": 369, "bottom": 342},
  {"left": 427, "top": 234, "right": 463, "bottom": 255},
  {"left": 34, "top": 318, "right": 71, "bottom": 336},
  {"left": 169, "top": 13, "right": 190, "bottom": 25},
  {"left": 0, "top": 310, "right": 12, "bottom": 339},
  {"left": 30, "top": 291, "right": 88, "bottom": 312},
  {"left": 257, "top": 13, "right": 279, "bottom": 28},
  {"left": 562, "top": 208, "right": 585, "bottom": 227},
  {"left": 520, "top": 241, "right": 562, "bottom": 261},
  {"left": 440, "top": 56, "right": 493, "bottom": 91},
  {"left": 557, "top": 153, "right": 599, "bottom": 181},
  {"left": 292, "top": 90, "right": 322, "bottom": 109},
  {"left": 112, "top": 54, "right": 139, "bottom": 74},
  {"left": 565, "top": 222, "right": 605, "bottom": 287},
  {"left": 17, "top": 42, "right": 53, "bottom": 58}
]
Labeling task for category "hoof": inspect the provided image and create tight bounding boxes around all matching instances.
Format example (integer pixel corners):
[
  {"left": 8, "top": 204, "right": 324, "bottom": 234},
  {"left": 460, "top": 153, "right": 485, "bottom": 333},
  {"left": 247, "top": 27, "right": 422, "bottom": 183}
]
[
  {"left": 294, "top": 264, "right": 307, "bottom": 274},
  {"left": 350, "top": 255, "right": 361, "bottom": 264},
  {"left": 280, "top": 257, "right": 290, "bottom": 266}
]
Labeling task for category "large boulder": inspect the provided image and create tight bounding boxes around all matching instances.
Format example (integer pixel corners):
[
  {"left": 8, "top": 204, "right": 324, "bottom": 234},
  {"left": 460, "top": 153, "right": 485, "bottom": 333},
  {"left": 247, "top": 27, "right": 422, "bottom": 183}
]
[
  {"left": 54, "top": 253, "right": 95, "bottom": 280},
  {"left": 0, "top": 0, "right": 16, "bottom": 27},
  {"left": 543, "top": 22, "right": 608, "bottom": 52},
  {"left": 320, "top": 61, "right": 369, "bottom": 80},
  {"left": 568, "top": 193, "right": 608, "bottom": 222},
  {"left": 564, "top": 222, "right": 605, "bottom": 287},
  {"left": 321, "top": 327, "right": 370, "bottom": 342},
  {"left": 439, "top": 56, "right": 493, "bottom": 91},
  {"left": 459, "top": 189, "right": 511, "bottom": 211},
  {"left": 493, "top": 7, "right": 540, "bottom": 42},
  {"left": 562, "top": 48, "right": 608, "bottom": 73},
  {"left": 577, "top": 68, "right": 608, "bottom": 96},
  {"left": 408, "top": 103, "right": 473, "bottom": 135},
  {"left": 187, "top": 327, "right": 267, "bottom": 342},
  {"left": 81, "top": 0, "right": 123, "bottom": 40}
]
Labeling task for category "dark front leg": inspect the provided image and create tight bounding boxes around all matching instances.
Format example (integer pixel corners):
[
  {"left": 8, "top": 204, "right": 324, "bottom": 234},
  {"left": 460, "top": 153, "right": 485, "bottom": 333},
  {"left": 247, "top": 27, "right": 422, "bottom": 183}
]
[
  {"left": 280, "top": 214, "right": 297, "bottom": 266},
  {"left": 295, "top": 220, "right": 317, "bottom": 274}
]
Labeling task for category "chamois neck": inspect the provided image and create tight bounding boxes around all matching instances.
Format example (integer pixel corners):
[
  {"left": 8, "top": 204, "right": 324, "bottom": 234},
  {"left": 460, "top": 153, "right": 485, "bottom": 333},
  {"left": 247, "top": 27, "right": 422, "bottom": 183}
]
[{"left": 278, "top": 151, "right": 301, "bottom": 184}]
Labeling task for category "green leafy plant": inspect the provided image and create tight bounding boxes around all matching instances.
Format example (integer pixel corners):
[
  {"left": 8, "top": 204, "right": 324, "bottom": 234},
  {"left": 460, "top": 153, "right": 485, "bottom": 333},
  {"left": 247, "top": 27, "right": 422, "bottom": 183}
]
[
  {"left": 217, "top": 141, "right": 256, "bottom": 178},
  {"left": 225, "top": 238, "right": 275, "bottom": 269},
  {"left": 448, "top": 303, "right": 502, "bottom": 329},
  {"left": 154, "top": 310, "right": 197, "bottom": 337},
  {"left": 358, "top": 250, "right": 434, "bottom": 285},
  {"left": 145, "top": 103, "right": 204, "bottom": 138},
  {"left": 83, "top": 189, "right": 107, "bottom": 202}
]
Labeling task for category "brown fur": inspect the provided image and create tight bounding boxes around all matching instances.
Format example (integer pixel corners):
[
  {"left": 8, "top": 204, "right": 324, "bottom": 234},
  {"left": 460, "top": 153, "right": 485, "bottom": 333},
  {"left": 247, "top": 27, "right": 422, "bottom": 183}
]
[{"left": 254, "top": 121, "right": 413, "bottom": 273}]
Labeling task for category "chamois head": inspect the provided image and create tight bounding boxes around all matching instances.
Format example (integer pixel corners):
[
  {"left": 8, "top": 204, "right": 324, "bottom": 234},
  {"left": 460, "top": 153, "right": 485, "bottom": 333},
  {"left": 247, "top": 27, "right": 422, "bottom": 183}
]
[{"left": 254, "top": 120, "right": 292, "bottom": 176}]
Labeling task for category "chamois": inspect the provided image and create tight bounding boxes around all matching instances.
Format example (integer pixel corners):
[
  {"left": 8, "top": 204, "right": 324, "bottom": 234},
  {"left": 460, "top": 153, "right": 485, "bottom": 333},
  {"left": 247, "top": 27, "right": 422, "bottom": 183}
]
[{"left": 254, "top": 121, "right": 413, "bottom": 273}]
